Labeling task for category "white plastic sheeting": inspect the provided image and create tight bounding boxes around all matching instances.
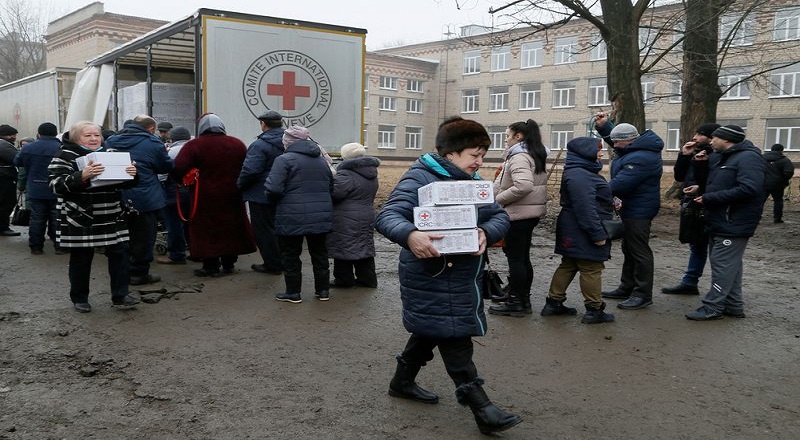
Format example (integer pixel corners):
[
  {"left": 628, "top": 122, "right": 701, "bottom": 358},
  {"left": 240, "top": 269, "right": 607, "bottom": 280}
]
[{"left": 63, "top": 64, "right": 115, "bottom": 130}]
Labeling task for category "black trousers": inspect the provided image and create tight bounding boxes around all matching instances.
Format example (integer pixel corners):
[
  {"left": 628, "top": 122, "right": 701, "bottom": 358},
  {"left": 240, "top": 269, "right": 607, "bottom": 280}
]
[
  {"left": 617, "top": 218, "right": 654, "bottom": 299},
  {"left": 127, "top": 210, "right": 158, "bottom": 277},
  {"left": 248, "top": 201, "right": 283, "bottom": 272},
  {"left": 68, "top": 242, "right": 129, "bottom": 304},
  {"left": 278, "top": 233, "right": 329, "bottom": 294},
  {"left": 0, "top": 176, "right": 16, "bottom": 231},
  {"left": 768, "top": 187, "right": 786, "bottom": 221},
  {"left": 399, "top": 333, "right": 479, "bottom": 386},
  {"left": 332, "top": 257, "right": 377, "bottom": 287},
  {"left": 502, "top": 217, "right": 539, "bottom": 296}
]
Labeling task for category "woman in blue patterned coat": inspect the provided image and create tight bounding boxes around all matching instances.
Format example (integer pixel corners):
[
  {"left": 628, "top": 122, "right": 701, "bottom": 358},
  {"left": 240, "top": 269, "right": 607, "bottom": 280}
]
[
  {"left": 375, "top": 117, "right": 520, "bottom": 435},
  {"left": 48, "top": 121, "right": 140, "bottom": 313}
]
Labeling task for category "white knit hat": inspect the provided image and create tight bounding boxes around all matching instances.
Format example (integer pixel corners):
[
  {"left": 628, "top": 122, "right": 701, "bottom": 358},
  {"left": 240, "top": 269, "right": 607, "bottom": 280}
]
[{"left": 340, "top": 142, "right": 366, "bottom": 160}]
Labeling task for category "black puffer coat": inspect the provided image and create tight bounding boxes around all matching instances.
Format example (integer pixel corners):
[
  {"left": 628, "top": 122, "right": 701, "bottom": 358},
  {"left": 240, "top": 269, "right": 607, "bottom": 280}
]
[
  {"left": 376, "top": 153, "right": 509, "bottom": 339},
  {"left": 326, "top": 156, "right": 380, "bottom": 260}
]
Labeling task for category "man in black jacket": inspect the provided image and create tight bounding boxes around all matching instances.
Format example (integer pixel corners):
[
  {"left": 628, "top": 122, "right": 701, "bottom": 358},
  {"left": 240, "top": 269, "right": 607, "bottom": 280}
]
[
  {"left": 684, "top": 125, "right": 767, "bottom": 321},
  {"left": 763, "top": 143, "right": 795, "bottom": 224},
  {"left": 662, "top": 123, "right": 719, "bottom": 295},
  {"left": 0, "top": 124, "right": 20, "bottom": 236}
]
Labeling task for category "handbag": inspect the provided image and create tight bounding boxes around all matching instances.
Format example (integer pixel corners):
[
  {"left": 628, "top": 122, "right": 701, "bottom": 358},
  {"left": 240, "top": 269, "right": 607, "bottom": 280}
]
[
  {"left": 11, "top": 192, "right": 30, "bottom": 226},
  {"left": 602, "top": 207, "right": 625, "bottom": 240},
  {"left": 481, "top": 252, "right": 506, "bottom": 301},
  {"left": 678, "top": 198, "right": 707, "bottom": 244},
  {"left": 177, "top": 168, "right": 200, "bottom": 222}
]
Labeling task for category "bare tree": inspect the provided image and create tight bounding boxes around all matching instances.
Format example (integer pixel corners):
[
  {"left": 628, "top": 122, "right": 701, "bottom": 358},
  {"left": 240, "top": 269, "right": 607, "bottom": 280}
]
[{"left": 0, "top": 0, "right": 51, "bottom": 84}]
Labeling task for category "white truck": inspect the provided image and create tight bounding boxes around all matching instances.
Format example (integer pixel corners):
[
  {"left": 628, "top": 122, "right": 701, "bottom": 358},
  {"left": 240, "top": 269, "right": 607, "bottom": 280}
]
[
  {"left": 66, "top": 9, "right": 367, "bottom": 150},
  {"left": 0, "top": 68, "right": 79, "bottom": 138}
]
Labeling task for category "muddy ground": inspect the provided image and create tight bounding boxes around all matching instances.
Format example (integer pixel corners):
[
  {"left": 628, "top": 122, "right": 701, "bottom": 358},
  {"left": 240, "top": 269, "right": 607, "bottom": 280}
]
[{"left": 1, "top": 167, "right": 798, "bottom": 440}]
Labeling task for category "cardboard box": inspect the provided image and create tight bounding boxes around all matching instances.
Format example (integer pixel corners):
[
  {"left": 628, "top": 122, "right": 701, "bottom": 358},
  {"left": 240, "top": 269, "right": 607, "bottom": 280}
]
[
  {"left": 428, "top": 228, "right": 480, "bottom": 254},
  {"left": 418, "top": 181, "right": 494, "bottom": 206},
  {"left": 76, "top": 152, "right": 133, "bottom": 187},
  {"left": 413, "top": 205, "right": 477, "bottom": 231}
]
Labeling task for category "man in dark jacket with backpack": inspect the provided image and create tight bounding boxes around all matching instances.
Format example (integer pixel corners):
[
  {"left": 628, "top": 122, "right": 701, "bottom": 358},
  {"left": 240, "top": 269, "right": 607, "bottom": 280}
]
[
  {"left": 684, "top": 125, "right": 767, "bottom": 320},
  {"left": 763, "top": 143, "right": 795, "bottom": 224}
]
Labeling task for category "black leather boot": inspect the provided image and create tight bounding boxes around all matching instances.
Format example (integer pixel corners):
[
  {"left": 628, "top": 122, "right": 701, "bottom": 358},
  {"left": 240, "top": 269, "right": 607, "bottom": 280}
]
[
  {"left": 581, "top": 302, "right": 615, "bottom": 324},
  {"left": 488, "top": 292, "right": 531, "bottom": 317},
  {"left": 540, "top": 296, "right": 578, "bottom": 316},
  {"left": 456, "top": 378, "right": 522, "bottom": 434},
  {"left": 388, "top": 356, "right": 439, "bottom": 404}
]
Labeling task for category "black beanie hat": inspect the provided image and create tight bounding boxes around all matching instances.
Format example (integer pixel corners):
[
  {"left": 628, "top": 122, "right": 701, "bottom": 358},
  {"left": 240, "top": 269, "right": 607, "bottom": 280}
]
[
  {"left": 711, "top": 125, "right": 746, "bottom": 144},
  {"left": 0, "top": 124, "right": 18, "bottom": 136},
  {"left": 696, "top": 123, "right": 720, "bottom": 138},
  {"left": 38, "top": 122, "right": 58, "bottom": 137}
]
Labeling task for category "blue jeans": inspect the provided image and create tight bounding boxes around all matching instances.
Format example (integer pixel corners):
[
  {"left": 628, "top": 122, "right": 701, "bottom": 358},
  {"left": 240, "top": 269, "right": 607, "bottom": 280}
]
[
  {"left": 161, "top": 205, "right": 187, "bottom": 261},
  {"left": 680, "top": 240, "right": 708, "bottom": 287},
  {"left": 28, "top": 198, "right": 59, "bottom": 250}
]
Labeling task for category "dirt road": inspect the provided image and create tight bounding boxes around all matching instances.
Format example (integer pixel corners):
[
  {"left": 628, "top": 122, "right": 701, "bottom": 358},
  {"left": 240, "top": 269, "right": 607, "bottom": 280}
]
[{"left": 1, "top": 191, "right": 798, "bottom": 439}]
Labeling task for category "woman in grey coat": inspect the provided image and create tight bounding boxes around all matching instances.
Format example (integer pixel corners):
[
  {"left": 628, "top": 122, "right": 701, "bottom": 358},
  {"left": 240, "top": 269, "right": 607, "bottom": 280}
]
[{"left": 326, "top": 143, "right": 380, "bottom": 288}]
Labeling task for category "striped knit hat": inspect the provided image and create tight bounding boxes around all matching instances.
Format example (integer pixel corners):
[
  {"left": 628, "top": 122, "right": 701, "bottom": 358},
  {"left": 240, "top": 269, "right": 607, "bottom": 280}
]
[{"left": 711, "top": 125, "right": 745, "bottom": 144}]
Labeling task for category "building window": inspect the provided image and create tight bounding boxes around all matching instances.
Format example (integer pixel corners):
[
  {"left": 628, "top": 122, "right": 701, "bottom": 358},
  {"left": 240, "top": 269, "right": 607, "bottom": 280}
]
[
  {"left": 669, "top": 77, "right": 682, "bottom": 103},
  {"left": 766, "top": 118, "right": 800, "bottom": 150},
  {"left": 363, "top": 75, "right": 369, "bottom": 109},
  {"left": 519, "top": 83, "right": 541, "bottom": 110},
  {"left": 379, "top": 96, "right": 396, "bottom": 111},
  {"left": 550, "top": 124, "right": 574, "bottom": 150},
  {"left": 554, "top": 36, "right": 577, "bottom": 64},
  {"left": 491, "top": 45, "right": 511, "bottom": 71},
  {"left": 406, "top": 98, "right": 422, "bottom": 113},
  {"left": 719, "top": 68, "right": 751, "bottom": 100},
  {"left": 588, "top": 78, "right": 609, "bottom": 107},
  {"left": 666, "top": 121, "right": 681, "bottom": 151},
  {"left": 641, "top": 76, "right": 656, "bottom": 105},
  {"left": 462, "top": 89, "right": 479, "bottom": 113},
  {"left": 378, "top": 125, "right": 396, "bottom": 149},
  {"left": 639, "top": 28, "right": 656, "bottom": 55},
  {"left": 379, "top": 76, "right": 398, "bottom": 90},
  {"left": 520, "top": 41, "right": 543, "bottom": 68},
  {"left": 463, "top": 50, "right": 481, "bottom": 75},
  {"left": 590, "top": 34, "right": 607, "bottom": 61},
  {"left": 405, "top": 127, "right": 422, "bottom": 150},
  {"left": 769, "top": 64, "right": 800, "bottom": 97},
  {"left": 488, "top": 126, "right": 505, "bottom": 151},
  {"left": 407, "top": 79, "right": 424, "bottom": 93},
  {"left": 774, "top": 7, "right": 800, "bottom": 42},
  {"left": 489, "top": 87, "right": 509, "bottom": 112},
  {"left": 670, "top": 20, "right": 685, "bottom": 52},
  {"left": 552, "top": 81, "right": 576, "bottom": 108},
  {"left": 720, "top": 13, "right": 755, "bottom": 47}
]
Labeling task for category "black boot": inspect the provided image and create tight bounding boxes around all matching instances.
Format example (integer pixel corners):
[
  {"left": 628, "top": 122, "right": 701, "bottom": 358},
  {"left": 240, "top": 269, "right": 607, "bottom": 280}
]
[
  {"left": 456, "top": 378, "right": 522, "bottom": 434},
  {"left": 388, "top": 356, "right": 439, "bottom": 404},
  {"left": 540, "top": 296, "right": 578, "bottom": 316},
  {"left": 488, "top": 292, "right": 532, "bottom": 317},
  {"left": 581, "top": 302, "right": 615, "bottom": 324}
]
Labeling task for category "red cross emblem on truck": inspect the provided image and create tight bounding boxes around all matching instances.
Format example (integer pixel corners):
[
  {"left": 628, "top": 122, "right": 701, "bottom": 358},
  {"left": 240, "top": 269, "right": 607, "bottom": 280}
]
[{"left": 267, "top": 71, "right": 311, "bottom": 111}]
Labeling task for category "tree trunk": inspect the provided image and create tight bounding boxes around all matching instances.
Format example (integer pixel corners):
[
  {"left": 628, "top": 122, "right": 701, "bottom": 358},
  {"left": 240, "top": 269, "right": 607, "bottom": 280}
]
[
  {"left": 680, "top": 0, "right": 729, "bottom": 142},
  {"left": 600, "top": 0, "right": 646, "bottom": 130}
]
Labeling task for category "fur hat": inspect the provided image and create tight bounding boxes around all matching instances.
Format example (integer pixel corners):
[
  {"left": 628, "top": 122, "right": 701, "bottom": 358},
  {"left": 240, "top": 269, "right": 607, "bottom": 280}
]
[
  {"left": 711, "top": 125, "right": 746, "bottom": 144},
  {"left": 283, "top": 125, "right": 310, "bottom": 148},
  {"left": 0, "top": 124, "right": 18, "bottom": 136},
  {"left": 340, "top": 142, "right": 366, "bottom": 160},
  {"left": 696, "top": 123, "right": 721, "bottom": 138},
  {"left": 609, "top": 123, "right": 639, "bottom": 142},
  {"left": 37, "top": 122, "right": 58, "bottom": 137}
]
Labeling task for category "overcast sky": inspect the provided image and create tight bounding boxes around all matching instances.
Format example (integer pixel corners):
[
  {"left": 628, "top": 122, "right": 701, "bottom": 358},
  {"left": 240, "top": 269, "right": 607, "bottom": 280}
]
[{"left": 61, "top": 0, "right": 502, "bottom": 50}]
